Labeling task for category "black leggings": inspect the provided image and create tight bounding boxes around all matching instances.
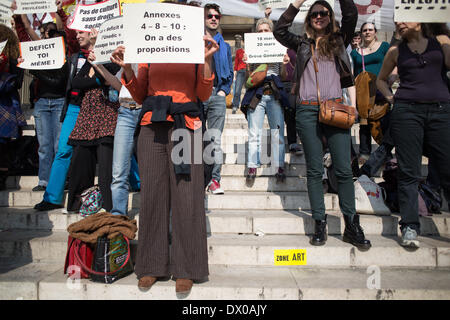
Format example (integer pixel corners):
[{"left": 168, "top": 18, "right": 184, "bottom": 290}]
[{"left": 67, "top": 142, "right": 113, "bottom": 212}]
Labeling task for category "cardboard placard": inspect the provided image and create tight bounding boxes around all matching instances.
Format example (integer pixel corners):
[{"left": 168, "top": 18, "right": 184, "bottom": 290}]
[
  {"left": 93, "top": 16, "right": 123, "bottom": 64},
  {"left": 68, "top": 0, "right": 122, "bottom": 32},
  {"left": 13, "top": 0, "right": 57, "bottom": 14},
  {"left": 244, "top": 32, "right": 287, "bottom": 64},
  {"left": 0, "top": 40, "right": 7, "bottom": 54},
  {"left": 394, "top": 0, "right": 450, "bottom": 23},
  {"left": 17, "top": 37, "right": 66, "bottom": 70},
  {"left": 123, "top": 3, "right": 204, "bottom": 64},
  {"left": 0, "top": 1, "right": 12, "bottom": 28}
]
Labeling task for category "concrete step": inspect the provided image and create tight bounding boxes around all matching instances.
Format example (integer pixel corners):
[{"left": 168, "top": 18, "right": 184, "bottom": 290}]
[
  {"left": 0, "top": 190, "right": 334, "bottom": 211},
  {"left": 1, "top": 207, "right": 448, "bottom": 237},
  {"left": 1, "top": 230, "right": 449, "bottom": 268},
  {"left": 1, "top": 262, "right": 449, "bottom": 300}
]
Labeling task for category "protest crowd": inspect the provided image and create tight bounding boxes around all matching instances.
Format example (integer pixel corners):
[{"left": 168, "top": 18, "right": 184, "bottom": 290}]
[{"left": 0, "top": 0, "right": 449, "bottom": 295}]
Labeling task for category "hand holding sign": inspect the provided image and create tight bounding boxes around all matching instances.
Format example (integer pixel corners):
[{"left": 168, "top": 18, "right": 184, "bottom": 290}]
[{"left": 204, "top": 34, "right": 219, "bottom": 61}]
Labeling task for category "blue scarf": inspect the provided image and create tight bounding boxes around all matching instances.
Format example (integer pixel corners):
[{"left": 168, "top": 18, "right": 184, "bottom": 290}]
[{"left": 213, "top": 33, "right": 232, "bottom": 83}]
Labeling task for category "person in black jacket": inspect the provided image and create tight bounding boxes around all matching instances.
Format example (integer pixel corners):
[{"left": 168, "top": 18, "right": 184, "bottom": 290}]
[
  {"left": 34, "top": 29, "right": 119, "bottom": 211},
  {"left": 274, "top": 0, "right": 371, "bottom": 249},
  {"left": 27, "top": 31, "right": 69, "bottom": 191}
]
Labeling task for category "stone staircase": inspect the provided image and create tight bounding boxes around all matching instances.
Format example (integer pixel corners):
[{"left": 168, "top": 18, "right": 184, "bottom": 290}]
[{"left": 0, "top": 108, "right": 449, "bottom": 300}]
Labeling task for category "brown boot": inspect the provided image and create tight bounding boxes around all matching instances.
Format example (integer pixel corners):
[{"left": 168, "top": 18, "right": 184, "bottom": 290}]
[
  {"left": 138, "top": 276, "right": 157, "bottom": 291},
  {"left": 175, "top": 278, "right": 193, "bottom": 294}
]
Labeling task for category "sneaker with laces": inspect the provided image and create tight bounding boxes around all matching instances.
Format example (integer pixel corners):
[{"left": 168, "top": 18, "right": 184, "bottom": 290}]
[
  {"left": 246, "top": 168, "right": 257, "bottom": 183},
  {"left": 400, "top": 226, "right": 420, "bottom": 248},
  {"left": 207, "top": 179, "right": 224, "bottom": 194}
]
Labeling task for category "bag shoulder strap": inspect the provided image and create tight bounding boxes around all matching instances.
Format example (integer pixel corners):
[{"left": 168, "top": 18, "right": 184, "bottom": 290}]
[
  {"left": 74, "top": 237, "right": 131, "bottom": 276},
  {"left": 310, "top": 44, "right": 322, "bottom": 105},
  {"left": 360, "top": 47, "right": 365, "bottom": 71}
]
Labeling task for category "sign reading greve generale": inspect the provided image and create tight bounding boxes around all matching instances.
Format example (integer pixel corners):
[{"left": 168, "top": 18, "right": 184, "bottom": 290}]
[
  {"left": 244, "top": 32, "right": 287, "bottom": 64},
  {"left": 17, "top": 37, "right": 66, "bottom": 70},
  {"left": 68, "top": 0, "right": 122, "bottom": 32}
]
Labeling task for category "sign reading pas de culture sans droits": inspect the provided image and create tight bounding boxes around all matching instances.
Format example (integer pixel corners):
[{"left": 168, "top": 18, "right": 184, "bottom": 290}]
[
  {"left": 68, "top": 0, "right": 122, "bottom": 32},
  {"left": 13, "top": 0, "right": 57, "bottom": 14},
  {"left": 123, "top": 3, "right": 204, "bottom": 64},
  {"left": 17, "top": 37, "right": 66, "bottom": 70}
]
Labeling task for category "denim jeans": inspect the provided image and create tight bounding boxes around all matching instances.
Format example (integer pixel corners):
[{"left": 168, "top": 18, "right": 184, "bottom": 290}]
[
  {"left": 247, "top": 95, "right": 285, "bottom": 169},
  {"left": 296, "top": 104, "right": 355, "bottom": 220},
  {"left": 43, "top": 104, "right": 79, "bottom": 205},
  {"left": 33, "top": 97, "right": 64, "bottom": 187},
  {"left": 204, "top": 92, "right": 226, "bottom": 183},
  {"left": 232, "top": 69, "right": 246, "bottom": 110},
  {"left": 390, "top": 101, "right": 450, "bottom": 232},
  {"left": 110, "top": 106, "right": 141, "bottom": 216}
]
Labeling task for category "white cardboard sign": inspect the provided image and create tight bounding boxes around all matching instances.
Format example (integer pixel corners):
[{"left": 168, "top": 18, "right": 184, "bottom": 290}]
[
  {"left": 68, "top": 0, "right": 122, "bottom": 32},
  {"left": 123, "top": 3, "right": 204, "bottom": 64},
  {"left": 13, "top": 0, "right": 57, "bottom": 14},
  {"left": 394, "top": 0, "right": 450, "bottom": 23},
  {"left": 244, "top": 32, "right": 287, "bottom": 64},
  {"left": 258, "top": 0, "right": 289, "bottom": 10},
  {"left": 0, "top": 40, "right": 7, "bottom": 54},
  {"left": 93, "top": 16, "right": 123, "bottom": 64},
  {"left": 0, "top": 1, "right": 12, "bottom": 28},
  {"left": 18, "top": 37, "right": 66, "bottom": 70}
]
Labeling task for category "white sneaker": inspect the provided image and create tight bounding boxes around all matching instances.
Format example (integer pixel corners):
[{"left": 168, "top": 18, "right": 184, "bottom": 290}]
[
  {"left": 400, "top": 226, "right": 420, "bottom": 248},
  {"left": 207, "top": 179, "right": 224, "bottom": 194}
]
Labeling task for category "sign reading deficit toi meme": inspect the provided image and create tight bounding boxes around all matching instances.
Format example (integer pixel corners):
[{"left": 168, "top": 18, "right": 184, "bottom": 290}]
[
  {"left": 93, "top": 16, "right": 124, "bottom": 64},
  {"left": 394, "top": 0, "right": 450, "bottom": 23},
  {"left": 244, "top": 32, "right": 287, "bottom": 64},
  {"left": 17, "top": 37, "right": 66, "bottom": 70},
  {"left": 13, "top": 0, "right": 57, "bottom": 14},
  {"left": 123, "top": 3, "right": 204, "bottom": 64},
  {"left": 68, "top": 0, "right": 122, "bottom": 32}
]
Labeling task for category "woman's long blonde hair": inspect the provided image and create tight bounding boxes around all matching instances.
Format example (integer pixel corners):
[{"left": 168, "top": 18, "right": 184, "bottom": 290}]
[{"left": 0, "top": 24, "right": 20, "bottom": 60}]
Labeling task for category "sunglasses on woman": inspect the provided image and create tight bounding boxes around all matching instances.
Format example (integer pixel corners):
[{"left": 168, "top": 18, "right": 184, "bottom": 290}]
[
  {"left": 207, "top": 14, "right": 221, "bottom": 20},
  {"left": 310, "top": 10, "right": 329, "bottom": 19}
]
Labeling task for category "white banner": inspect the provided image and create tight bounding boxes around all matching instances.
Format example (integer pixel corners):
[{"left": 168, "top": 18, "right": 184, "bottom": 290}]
[
  {"left": 18, "top": 37, "right": 66, "bottom": 70},
  {"left": 93, "top": 16, "right": 123, "bottom": 64},
  {"left": 394, "top": 0, "right": 450, "bottom": 23},
  {"left": 258, "top": 0, "right": 289, "bottom": 10},
  {"left": 13, "top": 0, "right": 57, "bottom": 14},
  {"left": 68, "top": 0, "right": 122, "bottom": 32},
  {"left": 0, "top": 40, "right": 7, "bottom": 54},
  {"left": 170, "top": 0, "right": 398, "bottom": 31},
  {"left": 244, "top": 32, "right": 287, "bottom": 63},
  {"left": 123, "top": 3, "right": 204, "bottom": 64}
]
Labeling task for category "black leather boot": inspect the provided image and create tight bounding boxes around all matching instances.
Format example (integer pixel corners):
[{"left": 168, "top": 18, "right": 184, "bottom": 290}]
[
  {"left": 310, "top": 216, "right": 327, "bottom": 246},
  {"left": 343, "top": 214, "right": 371, "bottom": 250}
]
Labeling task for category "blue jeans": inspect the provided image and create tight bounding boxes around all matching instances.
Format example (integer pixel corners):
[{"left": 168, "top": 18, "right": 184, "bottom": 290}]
[
  {"left": 33, "top": 97, "right": 64, "bottom": 186},
  {"left": 43, "top": 104, "right": 79, "bottom": 205},
  {"left": 110, "top": 106, "right": 141, "bottom": 216},
  {"left": 204, "top": 92, "right": 226, "bottom": 183},
  {"left": 247, "top": 95, "right": 285, "bottom": 169},
  {"left": 232, "top": 69, "right": 246, "bottom": 109}
]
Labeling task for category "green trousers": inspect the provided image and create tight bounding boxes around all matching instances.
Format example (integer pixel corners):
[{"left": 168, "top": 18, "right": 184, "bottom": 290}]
[{"left": 296, "top": 104, "right": 356, "bottom": 220}]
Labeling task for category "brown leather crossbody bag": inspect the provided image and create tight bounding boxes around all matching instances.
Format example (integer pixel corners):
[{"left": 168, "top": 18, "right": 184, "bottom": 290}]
[{"left": 311, "top": 44, "right": 356, "bottom": 129}]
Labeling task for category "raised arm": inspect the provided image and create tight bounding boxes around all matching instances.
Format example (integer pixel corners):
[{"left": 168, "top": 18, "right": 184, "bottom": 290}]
[
  {"left": 338, "top": 0, "right": 358, "bottom": 48},
  {"left": 273, "top": 0, "right": 307, "bottom": 51}
]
